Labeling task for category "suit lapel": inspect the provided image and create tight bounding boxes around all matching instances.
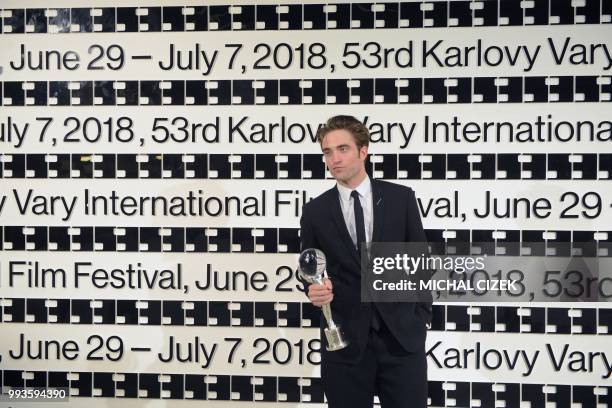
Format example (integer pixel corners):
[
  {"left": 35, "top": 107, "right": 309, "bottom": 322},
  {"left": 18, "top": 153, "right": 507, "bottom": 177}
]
[
  {"left": 371, "top": 180, "right": 385, "bottom": 244},
  {"left": 329, "top": 186, "right": 360, "bottom": 265}
]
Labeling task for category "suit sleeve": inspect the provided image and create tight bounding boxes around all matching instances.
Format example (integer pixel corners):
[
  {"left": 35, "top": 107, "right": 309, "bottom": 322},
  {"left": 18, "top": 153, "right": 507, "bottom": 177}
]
[
  {"left": 298, "top": 203, "right": 318, "bottom": 297},
  {"left": 406, "top": 188, "right": 433, "bottom": 325},
  {"left": 300, "top": 204, "right": 317, "bottom": 251}
]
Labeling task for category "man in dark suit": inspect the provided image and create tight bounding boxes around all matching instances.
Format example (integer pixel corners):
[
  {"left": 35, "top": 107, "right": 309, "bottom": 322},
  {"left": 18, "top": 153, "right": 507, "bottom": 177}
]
[{"left": 300, "top": 115, "right": 432, "bottom": 408}]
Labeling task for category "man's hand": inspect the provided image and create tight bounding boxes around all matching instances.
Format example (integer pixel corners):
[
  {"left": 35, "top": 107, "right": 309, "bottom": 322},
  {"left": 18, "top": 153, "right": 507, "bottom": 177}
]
[{"left": 307, "top": 278, "right": 333, "bottom": 307}]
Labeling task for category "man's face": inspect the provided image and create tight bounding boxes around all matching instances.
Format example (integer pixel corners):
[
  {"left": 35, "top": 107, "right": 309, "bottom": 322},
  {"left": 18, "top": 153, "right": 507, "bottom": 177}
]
[{"left": 321, "top": 129, "right": 368, "bottom": 187}]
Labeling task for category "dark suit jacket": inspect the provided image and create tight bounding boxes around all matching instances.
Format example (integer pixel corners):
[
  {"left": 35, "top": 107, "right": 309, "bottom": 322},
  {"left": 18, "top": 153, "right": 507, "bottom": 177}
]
[{"left": 300, "top": 179, "right": 432, "bottom": 364}]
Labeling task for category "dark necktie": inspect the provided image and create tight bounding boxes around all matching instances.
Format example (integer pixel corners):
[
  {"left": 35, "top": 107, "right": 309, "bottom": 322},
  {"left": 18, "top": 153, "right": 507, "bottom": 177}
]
[
  {"left": 351, "top": 190, "right": 366, "bottom": 252},
  {"left": 351, "top": 190, "right": 382, "bottom": 331}
]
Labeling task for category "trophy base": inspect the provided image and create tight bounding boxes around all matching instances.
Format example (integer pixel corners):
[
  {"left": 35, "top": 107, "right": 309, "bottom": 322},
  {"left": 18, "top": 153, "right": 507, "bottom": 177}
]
[{"left": 324, "top": 326, "right": 348, "bottom": 351}]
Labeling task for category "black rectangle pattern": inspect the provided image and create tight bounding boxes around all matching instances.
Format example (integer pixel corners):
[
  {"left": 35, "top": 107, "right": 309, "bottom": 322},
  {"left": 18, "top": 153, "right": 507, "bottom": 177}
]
[
  {"left": 0, "top": 370, "right": 609, "bottom": 404},
  {"left": 1, "top": 2, "right": 609, "bottom": 34},
  {"left": 1, "top": 153, "right": 610, "bottom": 180},
  {"left": 3, "top": 298, "right": 612, "bottom": 335},
  {"left": 1, "top": 76, "right": 610, "bottom": 106}
]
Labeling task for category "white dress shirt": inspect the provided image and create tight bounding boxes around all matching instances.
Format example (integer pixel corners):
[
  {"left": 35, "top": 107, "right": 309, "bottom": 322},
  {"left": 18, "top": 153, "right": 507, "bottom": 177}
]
[{"left": 337, "top": 176, "right": 373, "bottom": 248}]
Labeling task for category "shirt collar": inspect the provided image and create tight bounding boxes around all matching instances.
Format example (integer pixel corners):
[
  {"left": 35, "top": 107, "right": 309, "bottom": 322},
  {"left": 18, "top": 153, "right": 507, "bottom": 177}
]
[{"left": 337, "top": 175, "right": 372, "bottom": 202}]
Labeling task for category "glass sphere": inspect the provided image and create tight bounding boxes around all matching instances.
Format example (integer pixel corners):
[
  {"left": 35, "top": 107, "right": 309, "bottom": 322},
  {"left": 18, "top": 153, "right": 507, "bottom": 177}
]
[{"left": 298, "top": 248, "right": 326, "bottom": 280}]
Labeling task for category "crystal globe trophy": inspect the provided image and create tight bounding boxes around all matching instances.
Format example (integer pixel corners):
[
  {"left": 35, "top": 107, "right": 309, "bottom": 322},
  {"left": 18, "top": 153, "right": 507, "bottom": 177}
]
[{"left": 298, "top": 248, "right": 348, "bottom": 351}]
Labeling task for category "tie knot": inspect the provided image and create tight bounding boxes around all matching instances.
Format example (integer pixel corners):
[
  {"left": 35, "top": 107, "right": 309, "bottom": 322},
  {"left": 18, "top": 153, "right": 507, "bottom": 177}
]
[{"left": 351, "top": 190, "right": 359, "bottom": 200}]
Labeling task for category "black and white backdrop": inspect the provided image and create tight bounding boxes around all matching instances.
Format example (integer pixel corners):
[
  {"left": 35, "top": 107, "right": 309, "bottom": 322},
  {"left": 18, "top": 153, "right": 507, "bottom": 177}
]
[{"left": 0, "top": 0, "right": 611, "bottom": 407}]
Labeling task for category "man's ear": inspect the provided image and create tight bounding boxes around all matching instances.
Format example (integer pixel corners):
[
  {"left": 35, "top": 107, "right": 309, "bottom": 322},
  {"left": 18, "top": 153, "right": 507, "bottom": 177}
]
[{"left": 359, "top": 145, "right": 368, "bottom": 160}]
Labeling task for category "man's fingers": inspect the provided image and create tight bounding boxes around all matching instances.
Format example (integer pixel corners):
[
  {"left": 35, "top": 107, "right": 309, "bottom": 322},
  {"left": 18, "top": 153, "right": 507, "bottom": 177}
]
[
  {"left": 308, "top": 280, "right": 334, "bottom": 307},
  {"left": 309, "top": 283, "right": 332, "bottom": 296},
  {"left": 308, "top": 290, "right": 333, "bottom": 304},
  {"left": 309, "top": 292, "right": 332, "bottom": 302},
  {"left": 309, "top": 295, "right": 333, "bottom": 302},
  {"left": 309, "top": 286, "right": 330, "bottom": 293},
  {"left": 312, "top": 294, "right": 334, "bottom": 307}
]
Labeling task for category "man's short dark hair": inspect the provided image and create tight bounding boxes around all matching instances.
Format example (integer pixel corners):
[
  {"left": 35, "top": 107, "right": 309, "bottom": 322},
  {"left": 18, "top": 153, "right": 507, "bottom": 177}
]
[{"left": 316, "top": 115, "right": 370, "bottom": 149}]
